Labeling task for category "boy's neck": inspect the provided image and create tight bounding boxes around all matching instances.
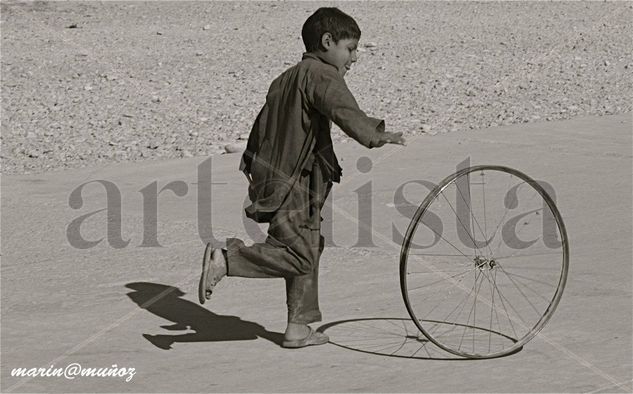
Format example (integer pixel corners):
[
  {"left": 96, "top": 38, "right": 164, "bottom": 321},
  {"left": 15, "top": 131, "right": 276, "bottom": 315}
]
[
  {"left": 304, "top": 51, "right": 329, "bottom": 64},
  {"left": 303, "top": 51, "right": 342, "bottom": 76}
]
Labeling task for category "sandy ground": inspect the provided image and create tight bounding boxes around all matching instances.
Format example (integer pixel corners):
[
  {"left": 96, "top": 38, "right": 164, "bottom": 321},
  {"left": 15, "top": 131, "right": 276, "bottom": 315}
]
[{"left": 1, "top": 113, "right": 631, "bottom": 392}]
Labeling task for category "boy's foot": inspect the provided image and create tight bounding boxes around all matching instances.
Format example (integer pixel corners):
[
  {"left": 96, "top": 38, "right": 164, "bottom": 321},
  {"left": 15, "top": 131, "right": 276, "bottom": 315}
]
[
  {"left": 282, "top": 327, "right": 329, "bottom": 349},
  {"left": 198, "top": 243, "right": 227, "bottom": 305}
]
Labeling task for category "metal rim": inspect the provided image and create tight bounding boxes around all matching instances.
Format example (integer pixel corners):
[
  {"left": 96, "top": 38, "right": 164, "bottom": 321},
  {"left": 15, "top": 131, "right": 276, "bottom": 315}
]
[{"left": 400, "top": 165, "right": 569, "bottom": 359}]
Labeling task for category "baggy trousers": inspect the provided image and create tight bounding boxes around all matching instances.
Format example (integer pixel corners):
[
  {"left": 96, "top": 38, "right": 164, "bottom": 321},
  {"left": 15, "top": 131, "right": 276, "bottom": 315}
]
[{"left": 225, "top": 159, "right": 332, "bottom": 324}]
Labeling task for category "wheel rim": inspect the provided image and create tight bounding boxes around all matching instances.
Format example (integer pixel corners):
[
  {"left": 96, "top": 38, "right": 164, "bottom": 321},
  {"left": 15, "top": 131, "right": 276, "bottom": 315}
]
[{"left": 400, "top": 165, "right": 569, "bottom": 359}]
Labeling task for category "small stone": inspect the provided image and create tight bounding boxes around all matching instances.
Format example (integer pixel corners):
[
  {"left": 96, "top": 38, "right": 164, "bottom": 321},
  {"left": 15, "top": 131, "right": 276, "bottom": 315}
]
[
  {"left": 364, "top": 42, "right": 377, "bottom": 48},
  {"left": 151, "top": 96, "right": 161, "bottom": 103},
  {"left": 203, "top": 24, "right": 211, "bottom": 31},
  {"left": 156, "top": 31, "right": 163, "bottom": 35},
  {"left": 238, "top": 133, "right": 250, "bottom": 140},
  {"left": 66, "top": 23, "right": 78, "bottom": 29},
  {"left": 603, "top": 60, "right": 610, "bottom": 67},
  {"left": 182, "top": 150, "right": 194, "bottom": 158},
  {"left": 420, "top": 124, "right": 431, "bottom": 133},
  {"left": 224, "top": 142, "right": 247, "bottom": 154},
  {"left": 195, "top": 51, "right": 204, "bottom": 56},
  {"left": 25, "top": 149, "right": 39, "bottom": 158}
]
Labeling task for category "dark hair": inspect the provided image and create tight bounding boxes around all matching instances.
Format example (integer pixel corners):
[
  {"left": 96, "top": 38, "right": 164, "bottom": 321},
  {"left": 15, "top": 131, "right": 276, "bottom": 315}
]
[{"left": 301, "top": 7, "right": 361, "bottom": 52}]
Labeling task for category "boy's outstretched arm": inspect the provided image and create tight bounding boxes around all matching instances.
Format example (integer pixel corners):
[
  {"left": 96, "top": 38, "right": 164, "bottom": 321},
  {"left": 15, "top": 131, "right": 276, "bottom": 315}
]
[
  {"left": 308, "top": 68, "right": 406, "bottom": 149},
  {"left": 373, "top": 131, "right": 406, "bottom": 147}
]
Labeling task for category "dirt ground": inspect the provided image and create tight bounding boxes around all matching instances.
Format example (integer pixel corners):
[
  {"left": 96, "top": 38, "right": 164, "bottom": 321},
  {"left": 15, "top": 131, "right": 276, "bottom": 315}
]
[{"left": 1, "top": 113, "right": 631, "bottom": 392}]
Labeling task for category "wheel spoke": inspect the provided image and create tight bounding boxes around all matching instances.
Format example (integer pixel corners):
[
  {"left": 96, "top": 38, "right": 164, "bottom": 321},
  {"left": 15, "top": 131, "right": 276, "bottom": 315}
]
[
  {"left": 420, "top": 272, "right": 473, "bottom": 324},
  {"left": 454, "top": 178, "right": 495, "bottom": 257},
  {"left": 488, "top": 176, "right": 521, "bottom": 253},
  {"left": 490, "top": 272, "right": 530, "bottom": 328},
  {"left": 488, "top": 269, "right": 498, "bottom": 352},
  {"left": 500, "top": 271, "right": 553, "bottom": 303},
  {"left": 458, "top": 271, "right": 479, "bottom": 351},
  {"left": 433, "top": 271, "right": 479, "bottom": 340},
  {"left": 497, "top": 265, "right": 542, "bottom": 317},
  {"left": 409, "top": 253, "right": 478, "bottom": 257},
  {"left": 493, "top": 188, "right": 543, "bottom": 257},
  {"left": 481, "top": 171, "right": 489, "bottom": 250},
  {"left": 408, "top": 215, "right": 478, "bottom": 266},
  {"left": 406, "top": 268, "right": 473, "bottom": 292},
  {"left": 501, "top": 269, "right": 559, "bottom": 288},
  {"left": 479, "top": 268, "right": 519, "bottom": 339},
  {"left": 495, "top": 251, "right": 563, "bottom": 260},
  {"left": 440, "top": 189, "right": 484, "bottom": 257}
]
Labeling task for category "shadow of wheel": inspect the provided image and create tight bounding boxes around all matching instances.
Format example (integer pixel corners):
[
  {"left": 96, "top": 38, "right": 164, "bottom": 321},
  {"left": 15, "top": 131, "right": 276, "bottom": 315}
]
[{"left": 318, "top": 317, "right": 522, "bottom": 360}]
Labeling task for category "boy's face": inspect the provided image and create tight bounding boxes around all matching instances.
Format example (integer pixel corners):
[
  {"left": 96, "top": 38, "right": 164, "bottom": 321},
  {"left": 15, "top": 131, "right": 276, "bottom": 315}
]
[{"left": 320, "top": 33, "right": 359, "bottom": 77}]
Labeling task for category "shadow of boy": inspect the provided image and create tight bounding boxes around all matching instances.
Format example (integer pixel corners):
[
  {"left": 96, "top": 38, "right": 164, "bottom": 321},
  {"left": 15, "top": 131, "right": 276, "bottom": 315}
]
[{"left": 126, "top": 282, "right": 283, "bottom": 350}]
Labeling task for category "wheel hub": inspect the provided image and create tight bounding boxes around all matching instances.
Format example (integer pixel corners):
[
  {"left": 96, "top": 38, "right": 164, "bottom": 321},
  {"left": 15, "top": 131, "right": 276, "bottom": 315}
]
[{"left": 474, "top": 256, "right": 496, "bottom": 270}]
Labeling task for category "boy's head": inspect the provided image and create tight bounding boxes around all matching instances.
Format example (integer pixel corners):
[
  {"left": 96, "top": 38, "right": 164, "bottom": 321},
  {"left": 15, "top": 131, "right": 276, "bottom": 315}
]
[
  {"left": 302, "top": 7, "right": 361, "bottom": 76},
  {"left": 301, "top": 7, "right": 361, "bottom": 52}
]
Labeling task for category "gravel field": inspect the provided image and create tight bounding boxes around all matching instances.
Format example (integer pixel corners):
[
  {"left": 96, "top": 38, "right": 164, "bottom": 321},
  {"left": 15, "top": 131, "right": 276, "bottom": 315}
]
[{"left": 1, "top": 1, "right": 631, "bottom": 175}]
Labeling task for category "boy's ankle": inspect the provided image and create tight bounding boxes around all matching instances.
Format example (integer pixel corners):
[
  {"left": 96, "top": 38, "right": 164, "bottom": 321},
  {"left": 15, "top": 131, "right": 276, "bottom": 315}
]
[{"left": 284, "top": 323, "right": 310, "bottom": 340}]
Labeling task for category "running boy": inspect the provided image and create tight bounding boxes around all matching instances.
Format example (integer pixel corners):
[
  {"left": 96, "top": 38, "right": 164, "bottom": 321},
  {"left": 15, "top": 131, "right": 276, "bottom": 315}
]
[{"left": 199, "top": 7, "right": 405, "bottom": 348}]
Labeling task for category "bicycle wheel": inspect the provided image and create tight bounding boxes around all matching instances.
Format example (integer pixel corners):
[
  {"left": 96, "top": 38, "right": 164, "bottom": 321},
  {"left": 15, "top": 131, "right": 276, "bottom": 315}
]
[{"left": 400, "top": 165, "right": 569, "bottom": 358}]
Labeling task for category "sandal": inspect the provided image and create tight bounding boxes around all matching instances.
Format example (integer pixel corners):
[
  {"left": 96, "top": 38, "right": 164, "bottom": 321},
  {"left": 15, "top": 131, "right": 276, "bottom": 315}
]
[
  {"left": 282, "top": 327, "right": 329, "bottom": 349},
  {"left": 198, "top": 243, "right": 226, "bottom": 304}
]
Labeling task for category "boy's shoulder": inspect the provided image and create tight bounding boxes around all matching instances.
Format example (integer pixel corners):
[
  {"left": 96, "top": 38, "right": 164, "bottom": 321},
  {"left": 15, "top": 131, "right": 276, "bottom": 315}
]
[
  {"left": 266, "top": 53, "right": 343, "bottom": 101},
  {"left": 273, "top": 53, "right": 340, "bottom": 86}
]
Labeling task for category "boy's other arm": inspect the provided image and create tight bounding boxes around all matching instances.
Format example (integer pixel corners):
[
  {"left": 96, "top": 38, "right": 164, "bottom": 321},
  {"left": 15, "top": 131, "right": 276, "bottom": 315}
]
[{"left": 308, "top": 70, "right": 405, "bottom": 148}]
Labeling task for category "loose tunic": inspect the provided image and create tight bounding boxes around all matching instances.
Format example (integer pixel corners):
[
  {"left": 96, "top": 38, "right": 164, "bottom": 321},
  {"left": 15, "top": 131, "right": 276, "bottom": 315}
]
[{"left": 240, "top": 52, "right": 385, "bottom": 223}]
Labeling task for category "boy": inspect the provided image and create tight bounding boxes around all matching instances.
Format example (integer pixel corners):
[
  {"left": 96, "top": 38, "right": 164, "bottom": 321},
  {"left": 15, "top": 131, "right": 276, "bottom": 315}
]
[{"left": 198, "top": 7, "right": 405, "bottom": 348}]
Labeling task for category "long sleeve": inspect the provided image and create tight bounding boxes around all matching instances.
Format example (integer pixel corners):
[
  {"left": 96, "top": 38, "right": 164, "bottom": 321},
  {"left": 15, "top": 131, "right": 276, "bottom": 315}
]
[{"left": 307, "top": 69, "right": 385, "bottom": 148}]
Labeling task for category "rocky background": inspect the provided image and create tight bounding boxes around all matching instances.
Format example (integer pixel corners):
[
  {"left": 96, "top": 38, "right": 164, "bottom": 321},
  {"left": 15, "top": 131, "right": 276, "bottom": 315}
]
[{"left": 1, "top": 1, "right": 631, "bottom": 175}]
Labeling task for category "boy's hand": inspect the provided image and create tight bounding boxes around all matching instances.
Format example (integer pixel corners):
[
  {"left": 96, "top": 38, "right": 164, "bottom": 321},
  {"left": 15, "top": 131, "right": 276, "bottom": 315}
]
[{"left": 374, "top": 132, "right": 406, "bottom": 147}]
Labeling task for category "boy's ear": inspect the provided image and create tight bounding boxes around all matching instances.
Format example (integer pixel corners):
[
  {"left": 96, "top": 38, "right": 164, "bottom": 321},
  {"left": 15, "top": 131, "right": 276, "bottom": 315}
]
[{"left": 320, "top": 32, "right": 333, "bottom": 51}]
